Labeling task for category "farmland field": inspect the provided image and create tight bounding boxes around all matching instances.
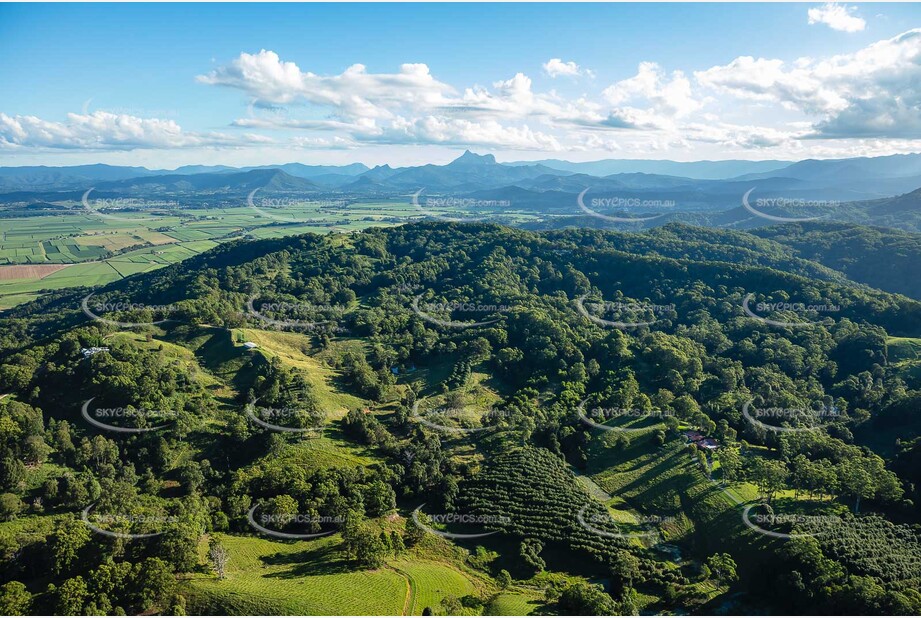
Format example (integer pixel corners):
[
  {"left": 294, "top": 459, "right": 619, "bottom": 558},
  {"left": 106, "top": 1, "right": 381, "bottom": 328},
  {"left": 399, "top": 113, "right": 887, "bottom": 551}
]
[{"left": 0, "top": 198, "right": 494, "bottom": 309}]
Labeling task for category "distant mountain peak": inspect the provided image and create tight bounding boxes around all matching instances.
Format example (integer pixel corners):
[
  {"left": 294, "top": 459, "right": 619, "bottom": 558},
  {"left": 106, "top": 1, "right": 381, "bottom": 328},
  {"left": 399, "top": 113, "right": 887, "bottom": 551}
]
[{"left": 450, "top": 150, "right": 497, "bottom": 166}]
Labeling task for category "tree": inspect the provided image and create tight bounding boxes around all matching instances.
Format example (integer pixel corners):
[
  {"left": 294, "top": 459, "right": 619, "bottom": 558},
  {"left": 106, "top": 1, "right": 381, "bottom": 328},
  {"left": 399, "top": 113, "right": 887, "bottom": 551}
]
[
  {"left": 159, "top": 522, "right": 201, "bottom": 573},
  {"left": 389, "top": 530, "right": 405, "bottom": 554},
  {"left": 0, "top": 493, "right": 22, "bottom": 521},
  {"left": 0, "top": 457, "right": 25, "bottom": 491},
  {"left": 556, "top": 582, "right": 619, "bottom": 616},
  {"left": 719, "top": 448, "right": 743, "bottom": 482},
  {"left": 378, "top": 531, "right": 392, "bottom": 553},
  {"left": 404, "top": 516, "right": 425, "bottom": 547},
  {"left": 363, "top": 479, "right": 396, "bottom": 517},
  {"left": 0, "top": 581, "right": 31, "bottom": 615},
  {"left": 208, "top": 536, "right": 230, "bottom": 579},
  {"left": 264, "top": 494, "right": 299, "bottom": 530},
  {"left": 54, "top": 576, "right": 88, "bottom": 615},
  {"left": 135, "top": 558, "right": 176, "bottom": 611},
  {"left": 519, "top": 538, "right": 545, "bottom": 575},
  {"left": 49, "top": 517, "right": 91, "bottom": 575},
  {"left": 440, "top": 595, "right": 462, "bottom": 615},
  {"left": 610, "top": 549, "right": 640, "bottom": 594},
  {"left": 496, "top": 569, "right": 512, "bottom": 589},
  {"left": 353, "top": 526, "right": 387, "bottom": 568},
  {"left": 838, "top": 459, "right": 875, "bottom": 513},
  {"left": 178, "top": 460, "right": 205, "bottom": 495},
  {"left": 706, "top": 553, "right": 738, "bottom": 585},
  {"left": 749, "top": 457, "right": 788, "bottom": 502}
]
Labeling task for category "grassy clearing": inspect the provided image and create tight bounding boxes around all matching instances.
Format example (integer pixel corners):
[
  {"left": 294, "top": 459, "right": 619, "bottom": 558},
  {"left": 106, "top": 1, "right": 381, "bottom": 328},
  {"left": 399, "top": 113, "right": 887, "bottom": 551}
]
[
  {"left": 888, "top": 336, "right": 921, "bottom": 362},
  {"left": 391, "top": 558, "right": 484, "bottom": 615},
  {"left": 485, "top": 590, "right": 545, "bottom": 615},
  {"left": 186, "top": 534, "right": 407, "bottom": 615},
  {"left": 186, "top": 533, "right": 497, "bottom": 616},
  {"left": 232, "top": 328, "right": 367, "bottom": 418}
]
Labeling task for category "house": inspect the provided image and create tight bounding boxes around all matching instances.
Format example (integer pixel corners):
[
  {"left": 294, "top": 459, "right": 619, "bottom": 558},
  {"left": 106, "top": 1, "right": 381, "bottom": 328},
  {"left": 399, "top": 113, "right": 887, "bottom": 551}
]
[
  {"left": 81, "top": 347, "right": 109, "bottom": 358},
  {"left": 682, "top": 430, "right": 720, "bottom": 450},
  {"left": 242, "top": 342, "right": 258, "bottom": 349}
]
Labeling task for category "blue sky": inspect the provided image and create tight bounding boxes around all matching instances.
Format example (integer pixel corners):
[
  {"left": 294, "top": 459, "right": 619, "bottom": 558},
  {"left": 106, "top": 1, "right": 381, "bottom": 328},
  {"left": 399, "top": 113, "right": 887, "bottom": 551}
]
[{"left": 1, "top": 2, "right": 920, "bottom": 167}]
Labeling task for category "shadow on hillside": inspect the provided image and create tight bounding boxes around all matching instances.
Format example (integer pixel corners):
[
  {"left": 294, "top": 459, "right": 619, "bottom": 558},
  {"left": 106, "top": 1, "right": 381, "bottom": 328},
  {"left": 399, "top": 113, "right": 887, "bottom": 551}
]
[{"left": 260, "top": 543, "right": 356, "bottom": 578}]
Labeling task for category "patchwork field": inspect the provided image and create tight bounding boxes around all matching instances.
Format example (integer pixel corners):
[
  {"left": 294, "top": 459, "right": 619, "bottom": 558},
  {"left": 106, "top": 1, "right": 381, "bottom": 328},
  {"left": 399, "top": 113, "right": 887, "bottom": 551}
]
[
  {"left": 0, "top": 201, "right": 417, "bottom": 309},
  {"left": 0, "top": 263, "right": 71, "bottom": 280},
  {"left": 0, "top": 196, "right": 549, "bottom": 310}
]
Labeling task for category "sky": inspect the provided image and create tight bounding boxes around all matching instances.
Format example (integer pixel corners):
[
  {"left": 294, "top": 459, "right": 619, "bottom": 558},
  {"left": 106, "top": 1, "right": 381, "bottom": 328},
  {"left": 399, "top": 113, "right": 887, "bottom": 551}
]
[{"left": 1, "top": 2, "right": 921, "bottom": 168}]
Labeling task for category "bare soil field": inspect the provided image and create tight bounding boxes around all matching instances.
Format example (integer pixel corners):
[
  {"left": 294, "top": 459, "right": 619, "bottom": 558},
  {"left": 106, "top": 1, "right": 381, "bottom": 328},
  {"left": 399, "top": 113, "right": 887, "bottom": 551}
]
[{"left": 0, "top": 264, "right": 72, "bottom": 280}]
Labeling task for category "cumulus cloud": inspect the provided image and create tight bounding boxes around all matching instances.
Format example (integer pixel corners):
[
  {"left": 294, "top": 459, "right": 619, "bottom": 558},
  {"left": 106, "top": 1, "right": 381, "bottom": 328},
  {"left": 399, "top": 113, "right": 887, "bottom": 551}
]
[
  {"left": 603, "top": 62, "right": 704, "bottom": 122},
  {"left": 371, "top": 116, "right": 562, "bottom": 150},
  {"left": 542, "top": 58, "right": 592, "bottom": 78},
  {"left": 0, "top": 111, "right": 247, "bottom": 150},
  {"left": 10, "top": 29, "right": 921, "bottom": 158},
  {"left": 695, "top": 28, "right": 921, "bottom": 138},
  {"left": 808, "top": 3, "right": 866, "bottom": 32},
  {"left": 198, "top": 50, "right": 455, "bottom": 120}
]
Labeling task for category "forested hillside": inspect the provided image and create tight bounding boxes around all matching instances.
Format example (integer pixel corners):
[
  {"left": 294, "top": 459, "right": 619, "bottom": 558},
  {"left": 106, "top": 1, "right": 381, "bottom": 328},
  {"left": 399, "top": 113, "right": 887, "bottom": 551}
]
[
  {"left": 1, "top": 221, "right": 920, "bottom": 615},
  {"left": 752, "top": 222, "right": 921, "bottom": 300}
]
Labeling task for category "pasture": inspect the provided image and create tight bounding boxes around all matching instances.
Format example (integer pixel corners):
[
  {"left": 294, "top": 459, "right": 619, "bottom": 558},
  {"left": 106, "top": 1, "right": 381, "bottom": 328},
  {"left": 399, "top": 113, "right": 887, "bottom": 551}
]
[{"left": 186, "top": 534, "right": 498, "bottom": 616}]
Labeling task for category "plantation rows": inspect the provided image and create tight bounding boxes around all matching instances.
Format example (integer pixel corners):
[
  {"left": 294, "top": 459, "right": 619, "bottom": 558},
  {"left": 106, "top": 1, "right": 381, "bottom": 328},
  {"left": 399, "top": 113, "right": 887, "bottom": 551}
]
[
  {"left": 799, "top": 514, "right": 921, "bottom": 589},
  {"left": 459, "top": 447, "right": 686, "bottom": 586}
]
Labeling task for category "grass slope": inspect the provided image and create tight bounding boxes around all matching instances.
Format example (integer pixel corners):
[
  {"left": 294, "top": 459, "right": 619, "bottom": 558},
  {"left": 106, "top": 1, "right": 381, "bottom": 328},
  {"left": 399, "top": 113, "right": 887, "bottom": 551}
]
[{"left": 187, "top": 534, "right": 496, "bottom": 616}]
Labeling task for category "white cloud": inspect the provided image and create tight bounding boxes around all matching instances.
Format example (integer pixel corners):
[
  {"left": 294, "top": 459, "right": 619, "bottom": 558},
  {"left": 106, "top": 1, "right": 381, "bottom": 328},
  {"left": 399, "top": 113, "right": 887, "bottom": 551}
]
[
  {"left": 0, "top": 111, "right": 248, "bottom": 150},
  {"left": 11, "top": 29, "right": 921, "bottom": 160},
  {"left": 808, "top": 3, "right": 866, "bottom": 32},
  {"left": 373, "top": 116, "right": 562, "bottom": 150},
  {"left": 695, "top": 28, "right": 921, "bottom": 138},
  {"left": 603, "top": 62, "right": 704, "bottom": 120},
  {"left": 542, "top": 58, "right": 592, "bottom": 78},
  {"left": 198, "top": 50, "right": 455, "bottom": 120}
]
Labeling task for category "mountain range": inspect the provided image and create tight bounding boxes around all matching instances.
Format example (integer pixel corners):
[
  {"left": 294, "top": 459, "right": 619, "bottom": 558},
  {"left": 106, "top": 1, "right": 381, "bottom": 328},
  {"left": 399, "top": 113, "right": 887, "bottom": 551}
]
[{"left": 2, "top": 151, "right": 921, "bottom": 227}]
